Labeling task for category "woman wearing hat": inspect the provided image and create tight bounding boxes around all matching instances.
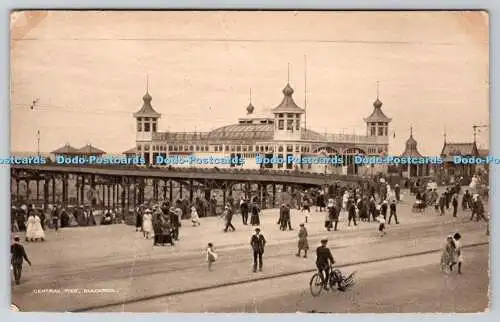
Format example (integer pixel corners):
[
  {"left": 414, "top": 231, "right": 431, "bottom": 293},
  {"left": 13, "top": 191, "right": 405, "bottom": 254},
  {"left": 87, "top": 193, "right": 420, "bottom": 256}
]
[
  {"left": 250, "top": 201, "right": 261, "bottom": 226},
  {"left": 296, "top": 223, "right": 309, "bottom": 258},
  {"left": 142, "top": 209, "right": 153, "bottom": 239},
  {"left": 440, "top": 235, "right": 456, "bottom": 273},
  {"left": 135, "top": 206, "right": 143, "bottom": 232}
]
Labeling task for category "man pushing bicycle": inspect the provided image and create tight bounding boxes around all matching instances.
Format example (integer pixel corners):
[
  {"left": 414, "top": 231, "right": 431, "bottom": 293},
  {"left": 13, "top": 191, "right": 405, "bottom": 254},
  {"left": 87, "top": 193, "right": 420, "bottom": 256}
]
[{"left": 316, "top": 239, "right": 335, "bottom": 290}]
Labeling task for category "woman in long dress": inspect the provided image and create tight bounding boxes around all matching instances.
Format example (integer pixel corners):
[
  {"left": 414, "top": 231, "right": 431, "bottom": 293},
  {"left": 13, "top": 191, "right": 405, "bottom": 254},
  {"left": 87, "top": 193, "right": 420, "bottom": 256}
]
[
  {"left": 33, "top": 212, "right": 45, "bottom": 242},
  {"left": 296, "top": 223, "right": 309, "bottom": 258},
  {"left": 142, "top": 210, "right": 153, "bottom": 239},
  {"left": 440, "top": 235, "right": 456, "bottom": 273},
  {"left": 135, "top": 207, "right": 143, "bottom": 232},
  {"left": 250, "top": 203, "right": 260, "bottom": 226},
  {"left": 25, "top": 214, "right": 36, "bottom": 242}
]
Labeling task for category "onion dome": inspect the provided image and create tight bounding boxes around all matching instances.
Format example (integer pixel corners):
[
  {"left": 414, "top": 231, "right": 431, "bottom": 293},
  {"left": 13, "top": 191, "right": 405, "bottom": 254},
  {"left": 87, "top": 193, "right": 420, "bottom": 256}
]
[
  {"left": 143, "top": 92, "right": 152, "bottom": 102},
  {"left": 246, "top": 102, "right": 255, "bottom": 115},
  {"left": 282, "top": 83, "right": 294, "bottom": 96},
  {"left": 133, "top": 90, "right": 161, "bottom": 118},
  {"left": 401, "top": 127, "right": 423, "bottom": 157},
  {"left": 364, "top": 97, "right": 391, "bottom": 123},
  {"left": 272, "top": 83, "right": 305, "bottom": 114},
  {"left": 373, "top": 97, "right": 383, "bottom": 109}
]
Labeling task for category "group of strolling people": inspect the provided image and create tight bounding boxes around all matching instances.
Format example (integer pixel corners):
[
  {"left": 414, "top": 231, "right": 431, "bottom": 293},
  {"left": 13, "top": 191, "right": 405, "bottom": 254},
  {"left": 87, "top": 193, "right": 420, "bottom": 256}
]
[
  {"left": 440, "top": 232, "right": 464, "bottom": 274},
  {"left": 11, "top": 205, "right": 45, "bottom": 242},
  {"left": 135, "top": 201, "right": 182, "bottom": 246}
]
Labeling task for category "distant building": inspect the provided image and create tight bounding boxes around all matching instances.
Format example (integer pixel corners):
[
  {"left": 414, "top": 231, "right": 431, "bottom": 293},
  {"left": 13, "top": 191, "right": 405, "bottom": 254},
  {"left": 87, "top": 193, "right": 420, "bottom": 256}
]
[
  {"left": 439, "top": 140, "right": 480, "bottom": 184},
  {"left": 125, "top": 80, "right": 392, "bottom": 175},
  {"left": 51, "top": 144, "right": 79, "bottom": 159},
  {"left": 399, "top": 127, "right": 430, "bottom": 178},
  {"left": 51, "top": 144, "right": 106, "bottom": 159}
]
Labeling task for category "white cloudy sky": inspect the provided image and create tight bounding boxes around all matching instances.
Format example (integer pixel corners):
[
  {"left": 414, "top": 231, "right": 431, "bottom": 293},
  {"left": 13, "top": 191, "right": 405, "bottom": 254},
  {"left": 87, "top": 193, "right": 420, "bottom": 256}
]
[{"left": 10, "top": 11, "right": 489, "bottom": 155}]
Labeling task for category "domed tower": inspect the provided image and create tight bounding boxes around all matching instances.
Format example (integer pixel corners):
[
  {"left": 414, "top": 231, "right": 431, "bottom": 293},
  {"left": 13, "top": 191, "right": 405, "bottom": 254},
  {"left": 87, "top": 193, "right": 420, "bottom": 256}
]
[
  {"left": 133, "top": 90, "right": 161, "bottom": 140},
  {"left": 272, "top": 82, "right": 305, "bottom": 141},
  {"left": 401, "top": 126, "right": 423, "bottom": 158},
  {"left": 363, "top": 83, "right": 391, "bottom": 153},
  {"left": 133, "top": 78, "right": 161, "bottom": 163},
  {"left": 401, "top": 126, "right": 428, "bottom": 177}
]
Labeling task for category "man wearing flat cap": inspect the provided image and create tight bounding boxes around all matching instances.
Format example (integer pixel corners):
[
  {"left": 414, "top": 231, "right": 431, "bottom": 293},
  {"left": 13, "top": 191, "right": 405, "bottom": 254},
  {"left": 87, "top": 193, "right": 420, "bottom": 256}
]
[
  {"left": 316, "top": 239, "right": 335, "bottom": 289},
  {"left": 250, "top": 228, "right": 266, "bottom": 272}
]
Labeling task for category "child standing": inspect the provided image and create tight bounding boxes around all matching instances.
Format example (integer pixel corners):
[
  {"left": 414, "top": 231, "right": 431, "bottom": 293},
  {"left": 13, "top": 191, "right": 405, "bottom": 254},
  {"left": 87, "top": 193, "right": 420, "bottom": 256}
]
[
  {"left": 376, "top": 214, "right": 386, "bottom": 237},
  {"left": 206, "top": 243, "right": 218, "bottom": 271},
  {"left": 191, "top": 206, "right": 201, "bottom": 226},
  {"left": 451, "top": 233, "right": 463, "bottom": 274}
]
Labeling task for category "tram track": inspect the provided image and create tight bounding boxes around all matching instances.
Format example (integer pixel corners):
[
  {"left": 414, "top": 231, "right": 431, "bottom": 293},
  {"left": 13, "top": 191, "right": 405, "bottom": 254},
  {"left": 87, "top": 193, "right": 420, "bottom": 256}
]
[{"left": 71, "top": 241, "right": 488, "bottom": 312}]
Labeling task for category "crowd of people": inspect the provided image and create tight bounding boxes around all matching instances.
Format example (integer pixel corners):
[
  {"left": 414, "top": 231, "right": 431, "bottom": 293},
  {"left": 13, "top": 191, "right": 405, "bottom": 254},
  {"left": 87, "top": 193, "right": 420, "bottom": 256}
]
[{"left": 10, "top": 174, "right": 488, "bottom": 285}]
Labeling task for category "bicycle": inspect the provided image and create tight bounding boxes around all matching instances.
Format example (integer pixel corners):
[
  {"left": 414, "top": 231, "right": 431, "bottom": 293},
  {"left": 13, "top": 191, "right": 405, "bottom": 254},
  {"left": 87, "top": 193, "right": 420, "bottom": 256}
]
[{"left": 309, "top": 264, "right": 356, "bottom": 296}]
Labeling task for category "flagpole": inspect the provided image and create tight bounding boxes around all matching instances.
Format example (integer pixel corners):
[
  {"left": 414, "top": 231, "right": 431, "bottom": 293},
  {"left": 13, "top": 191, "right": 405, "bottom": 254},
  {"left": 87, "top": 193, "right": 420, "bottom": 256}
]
[{"left": 36, "top": 130, "right": 40, "bottom": 157}]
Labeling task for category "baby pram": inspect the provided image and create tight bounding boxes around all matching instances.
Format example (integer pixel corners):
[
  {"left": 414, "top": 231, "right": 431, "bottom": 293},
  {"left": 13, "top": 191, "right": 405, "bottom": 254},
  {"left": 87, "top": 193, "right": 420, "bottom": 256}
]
[
  {"left": 157, "top": 223, "right": 175, "bottom": 246},
  {"left": 412, "top": 199, "right": 426, "bottom": 213},
  {"left": 158, "top": 230, "right": 174, "bottom": 246}
]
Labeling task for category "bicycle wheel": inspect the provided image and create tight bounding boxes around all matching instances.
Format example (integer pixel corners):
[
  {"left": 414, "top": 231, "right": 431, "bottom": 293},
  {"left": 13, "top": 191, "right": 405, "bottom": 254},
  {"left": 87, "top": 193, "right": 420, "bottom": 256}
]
[{"left": 309, "top": 273, "right": 324, "bottom": 297}]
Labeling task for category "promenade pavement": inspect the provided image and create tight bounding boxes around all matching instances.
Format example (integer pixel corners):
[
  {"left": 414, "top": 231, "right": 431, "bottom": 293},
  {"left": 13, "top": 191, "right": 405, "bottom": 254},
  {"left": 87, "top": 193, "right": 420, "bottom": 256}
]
[
  {"left": 111, "top": 245, "right": 489, "bottom": 313},
  {"left": 11, "top": 193, "right": 489, "bottom": 312}
]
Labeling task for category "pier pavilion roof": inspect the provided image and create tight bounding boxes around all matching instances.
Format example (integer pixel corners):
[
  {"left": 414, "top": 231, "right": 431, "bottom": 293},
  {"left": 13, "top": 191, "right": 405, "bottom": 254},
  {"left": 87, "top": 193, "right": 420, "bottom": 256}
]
[
  {"left": 441, "top": 142, "right": 479, "bottom": 157},
  {"left": 123, "top": 147, "right": 137, "bottom": 155},
  {"left": 51, "top": 144, "right": 79, "bottom": 155},
  {"left": 76, "top": 144, "right": 106, "bottom": 156},
  {"left": 207, "top": 123, "right": 325, "bottom": 142},
  {"left": 478, "top": 149, "right": 489, "bottom": 157}
]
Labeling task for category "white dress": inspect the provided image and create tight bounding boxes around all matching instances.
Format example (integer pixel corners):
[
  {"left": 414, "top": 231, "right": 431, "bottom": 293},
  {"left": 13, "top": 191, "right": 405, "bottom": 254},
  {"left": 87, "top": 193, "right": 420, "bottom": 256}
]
[
  {"left": 454, "top": 239, "right": 464, "bottom": 263},
  {"left": 342, "top": 193, "right": 349, "bottom": 210},
  {"left": 33, "top": 215, "right": 45, "bottom": 239},
  {"left": 191, "top": 210, "right": 200, "bottom": 223},
  {"left": 25, "top": 215, "right": 36, "bottom": 239},
  {"left": 142, "top": 213, "right": 153, "bottom": 234},
  {"left": 206, "top": 247, "right": 218, "bottom": 261}
]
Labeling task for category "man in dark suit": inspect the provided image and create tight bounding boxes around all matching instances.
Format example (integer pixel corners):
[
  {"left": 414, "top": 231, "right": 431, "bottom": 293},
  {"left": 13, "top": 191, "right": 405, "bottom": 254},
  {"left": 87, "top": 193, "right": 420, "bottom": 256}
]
[
  {"left": 452, "top": 194, "right": 459, "bottom": 217},
  {"left": 250, "top": 228, "right": 266, "bottom": 272},
  {"left": 223, "top": 206, "right": 235, "bottom": 232},
  {"left": 328, "top": 203, "right": 339, "bottom": 231},
  {"left": 388, "top": 199, "right": 399, "bottom": 224},
  {"left": 316, "top": 239, "right": 335, "bottom": 289},
  {"left": 11, "top": 237, "right": 31, "bottom": 285},
  {"left": 240, "top": 197, "right": 249, "bottom": 225},
  {"left": 347, "top": 198, "right": 357, "bottom": 227},
  {"left": 284, "top": 204, "right": 293, "bottom": 230}
]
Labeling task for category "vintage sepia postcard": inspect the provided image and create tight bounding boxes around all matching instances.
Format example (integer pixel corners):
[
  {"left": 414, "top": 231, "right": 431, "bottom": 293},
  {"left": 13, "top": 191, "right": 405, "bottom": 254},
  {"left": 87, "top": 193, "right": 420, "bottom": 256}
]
[{"left": 9, "top": 10, "right": 489, "bottom": 313}]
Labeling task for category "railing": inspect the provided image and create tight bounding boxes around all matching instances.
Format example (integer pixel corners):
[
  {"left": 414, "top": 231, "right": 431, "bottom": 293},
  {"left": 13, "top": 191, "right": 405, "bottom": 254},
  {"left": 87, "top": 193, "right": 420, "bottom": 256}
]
[
  {"left": 324, "top": 133, "right": 386, "bottom": 144},
  {"left": 152, "top": 132, "right": 209, "bottom": 141},
  {"left": 13, "top": 162, "right": 361, "bottom": 182}
]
